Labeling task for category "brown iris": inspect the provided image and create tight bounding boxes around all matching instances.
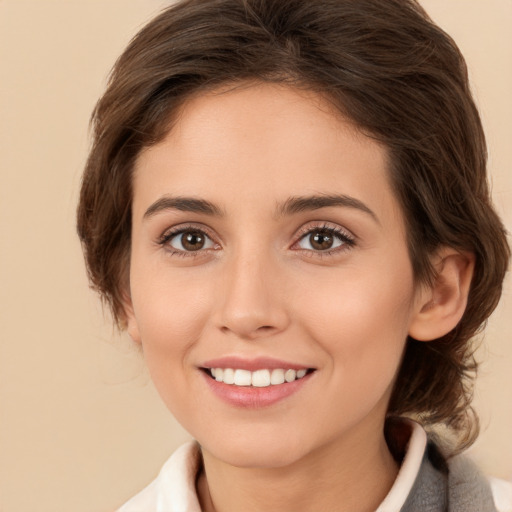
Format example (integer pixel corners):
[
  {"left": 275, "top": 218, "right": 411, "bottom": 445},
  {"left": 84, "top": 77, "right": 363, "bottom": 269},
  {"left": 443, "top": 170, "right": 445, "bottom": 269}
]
[
  {"left": 181, "top": 231, "right": 206, "bottom": 251},
  {"left": 309, "top": 230, "right": 335, "bottom": 251}
]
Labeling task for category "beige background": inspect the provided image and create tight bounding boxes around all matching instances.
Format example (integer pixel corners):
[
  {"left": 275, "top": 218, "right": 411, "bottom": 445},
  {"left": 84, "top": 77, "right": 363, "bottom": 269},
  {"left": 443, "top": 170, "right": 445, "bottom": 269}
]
[{"left": 0, "top": 1, "right": 511, "bottom": 511}]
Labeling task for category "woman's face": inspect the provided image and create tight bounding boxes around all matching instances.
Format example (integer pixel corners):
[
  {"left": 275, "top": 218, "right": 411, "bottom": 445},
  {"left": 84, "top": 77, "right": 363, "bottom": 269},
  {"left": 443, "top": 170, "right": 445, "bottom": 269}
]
[{"left": 127, "top": 83, "right": 423, "bottom": 468}]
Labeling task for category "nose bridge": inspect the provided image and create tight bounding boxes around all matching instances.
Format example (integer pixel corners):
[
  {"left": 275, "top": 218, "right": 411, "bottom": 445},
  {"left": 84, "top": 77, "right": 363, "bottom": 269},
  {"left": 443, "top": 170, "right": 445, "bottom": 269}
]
[{"left": 216, "top": 242, "right": 288, "bottom": 339}]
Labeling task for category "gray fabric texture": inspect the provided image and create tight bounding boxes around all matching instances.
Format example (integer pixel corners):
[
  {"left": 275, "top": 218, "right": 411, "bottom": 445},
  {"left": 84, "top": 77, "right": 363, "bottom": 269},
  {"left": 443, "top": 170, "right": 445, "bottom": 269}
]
[{"left": 401, "top": 442, "right": 498, "bottom": 512}]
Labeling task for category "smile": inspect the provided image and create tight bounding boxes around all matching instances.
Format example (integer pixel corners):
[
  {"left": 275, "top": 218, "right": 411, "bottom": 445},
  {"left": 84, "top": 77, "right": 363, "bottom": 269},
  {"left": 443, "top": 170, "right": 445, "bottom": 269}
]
[
  {"left": 200, "top": 357, "right": 317, "bottom": 407},
  {"left": 207, "top": 368, "right": 310, "bottom": 387}
]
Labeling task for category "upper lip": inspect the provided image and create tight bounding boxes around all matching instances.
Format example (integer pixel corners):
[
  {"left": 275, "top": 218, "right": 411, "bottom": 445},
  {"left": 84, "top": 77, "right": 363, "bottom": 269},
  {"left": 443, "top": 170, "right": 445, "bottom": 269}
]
[{"left": 200, "top": 356, "right": 313, "bottom": 372}]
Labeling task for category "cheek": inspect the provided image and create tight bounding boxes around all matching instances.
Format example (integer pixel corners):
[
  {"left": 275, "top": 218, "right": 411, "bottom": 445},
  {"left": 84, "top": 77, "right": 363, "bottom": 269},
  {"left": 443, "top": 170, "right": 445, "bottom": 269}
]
[
  {"left": 295, "top": 265, "right": 414, "bottom": 385},
  {"left": 130, "top": 266, "right": 213, "bottom": 359},
  {"left": 129, "top": 267, "right": 216, "bottom": 422}
]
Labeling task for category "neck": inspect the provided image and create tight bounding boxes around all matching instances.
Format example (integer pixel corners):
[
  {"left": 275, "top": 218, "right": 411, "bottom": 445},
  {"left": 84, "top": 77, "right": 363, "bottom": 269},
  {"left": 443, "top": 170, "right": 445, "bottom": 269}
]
[{"left": 197, "top": 420, "right": 399, "bottom": 512}]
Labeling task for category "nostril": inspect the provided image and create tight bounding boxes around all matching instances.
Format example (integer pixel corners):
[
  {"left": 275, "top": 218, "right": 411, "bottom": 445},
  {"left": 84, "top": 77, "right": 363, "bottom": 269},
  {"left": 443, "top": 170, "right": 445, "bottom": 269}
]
[{"left": 219, "top": 323, "right": 281, "bottom": 339}]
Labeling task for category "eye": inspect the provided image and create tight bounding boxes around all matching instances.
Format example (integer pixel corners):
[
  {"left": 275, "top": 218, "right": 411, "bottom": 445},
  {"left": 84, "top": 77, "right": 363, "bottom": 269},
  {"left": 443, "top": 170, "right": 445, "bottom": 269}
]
[
  {"left": 295, "top": 225, "right": 354, "bottom": 253},
  {"left": 160, "top": 227, "right": 217, "bottom": 253}
]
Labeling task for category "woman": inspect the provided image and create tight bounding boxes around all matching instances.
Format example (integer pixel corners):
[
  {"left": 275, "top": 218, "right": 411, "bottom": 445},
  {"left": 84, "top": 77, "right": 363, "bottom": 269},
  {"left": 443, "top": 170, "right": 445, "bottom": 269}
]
[{"left": 77, "top": 0, "right": 511, "bottom": 510}]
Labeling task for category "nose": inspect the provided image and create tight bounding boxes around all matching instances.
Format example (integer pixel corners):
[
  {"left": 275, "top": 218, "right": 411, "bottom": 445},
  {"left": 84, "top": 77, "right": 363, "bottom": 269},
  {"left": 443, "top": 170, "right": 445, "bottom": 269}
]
[{"left": 215, "top": 250, "right": 290, "bottom": 340}]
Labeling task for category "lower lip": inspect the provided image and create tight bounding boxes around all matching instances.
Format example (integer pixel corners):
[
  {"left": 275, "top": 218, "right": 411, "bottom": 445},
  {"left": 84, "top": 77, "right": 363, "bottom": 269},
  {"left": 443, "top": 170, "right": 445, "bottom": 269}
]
[{"left": 201, "top": 371, "right": 314, "bottom": 408}]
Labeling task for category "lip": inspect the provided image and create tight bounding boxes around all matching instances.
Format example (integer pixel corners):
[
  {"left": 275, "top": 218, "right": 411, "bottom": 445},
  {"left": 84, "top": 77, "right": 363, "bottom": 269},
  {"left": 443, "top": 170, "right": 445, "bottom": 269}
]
[
  {"left": 199, "top": 357, "right": 316, "bottom": 408},
  {"left": 201, "top": 356, "right": 311, "bottom": 372}
]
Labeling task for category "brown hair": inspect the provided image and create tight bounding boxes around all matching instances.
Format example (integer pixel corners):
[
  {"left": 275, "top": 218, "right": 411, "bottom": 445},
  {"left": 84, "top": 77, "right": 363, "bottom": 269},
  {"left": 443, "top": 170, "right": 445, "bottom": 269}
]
[{"left": 77, "top": 0, "right": 509, "bottom": 451}]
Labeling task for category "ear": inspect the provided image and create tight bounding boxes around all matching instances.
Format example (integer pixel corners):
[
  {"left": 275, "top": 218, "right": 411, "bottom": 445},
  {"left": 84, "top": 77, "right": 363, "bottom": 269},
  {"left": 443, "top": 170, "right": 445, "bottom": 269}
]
[
  {"left": 121, "top": 291, "right": 142, "bottom": 345},
  {"left": 408, "top": 248, "right": 475, "bottom": 341}
]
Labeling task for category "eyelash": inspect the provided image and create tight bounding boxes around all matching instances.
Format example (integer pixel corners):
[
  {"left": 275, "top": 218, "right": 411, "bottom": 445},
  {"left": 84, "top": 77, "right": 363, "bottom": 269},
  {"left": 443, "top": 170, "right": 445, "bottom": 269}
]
[
  {"left": 292, "top": 223, "right": 355, "bottom": 257},
  {"left": 157, "top": 222, "right": 356, "bottom": 259},
  {"left": 157, "top": 223, "right": 219, "bottom": 258}
]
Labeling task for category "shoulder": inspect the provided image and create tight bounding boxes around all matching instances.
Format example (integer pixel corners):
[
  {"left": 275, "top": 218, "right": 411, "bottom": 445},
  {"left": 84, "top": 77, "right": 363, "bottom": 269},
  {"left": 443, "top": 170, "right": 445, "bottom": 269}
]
[
  {"left": 115, "top": 441, "right": 201, "bottom": 512},
  {"left": 393, "top": 422, "right": 510, "bottom": 512},
  {"left": 447, "top": 452, "right": 512, "bottom": 512}
]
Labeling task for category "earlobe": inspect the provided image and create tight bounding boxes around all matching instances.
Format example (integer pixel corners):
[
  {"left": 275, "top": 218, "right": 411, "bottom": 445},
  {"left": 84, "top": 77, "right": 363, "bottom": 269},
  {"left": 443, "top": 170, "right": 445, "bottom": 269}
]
[{"left": 408, "top": 248, "right": 475, "bottom": 342}]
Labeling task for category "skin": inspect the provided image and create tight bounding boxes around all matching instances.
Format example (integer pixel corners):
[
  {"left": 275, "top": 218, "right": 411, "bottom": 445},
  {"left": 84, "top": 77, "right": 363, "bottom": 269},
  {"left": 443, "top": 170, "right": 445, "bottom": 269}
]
[{"left": 125, "top": 83, "right": 472, "bottom": 512}]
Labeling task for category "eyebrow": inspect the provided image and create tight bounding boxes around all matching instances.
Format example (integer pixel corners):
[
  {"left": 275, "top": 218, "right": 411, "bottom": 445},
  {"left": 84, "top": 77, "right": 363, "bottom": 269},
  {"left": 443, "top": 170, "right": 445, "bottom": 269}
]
[
  {"left": 143, "top": 196, "right": 224, "bottom": 219},
  {"left": 143, "top": 193, "right": 378, "bottom": 223},
  {"left": 275, "top": 194, "right": 379, "bottom": 223}
]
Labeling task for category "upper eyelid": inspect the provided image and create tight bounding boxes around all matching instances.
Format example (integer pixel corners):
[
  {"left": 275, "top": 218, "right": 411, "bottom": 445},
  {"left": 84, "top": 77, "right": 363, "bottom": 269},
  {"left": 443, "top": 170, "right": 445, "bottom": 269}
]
[
  {"left": 293, "top": 222, "right": 355, "bottom": 242},
  {"left": 158, "top": 222, "right": 219, "bottom": 243}
]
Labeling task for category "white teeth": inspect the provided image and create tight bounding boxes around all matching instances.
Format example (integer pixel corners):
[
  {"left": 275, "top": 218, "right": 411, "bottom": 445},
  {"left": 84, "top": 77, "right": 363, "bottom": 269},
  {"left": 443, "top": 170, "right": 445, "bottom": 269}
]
[
  {"left": 284, "top": 369, "right": 296, "bottom": 382},
  {"left": 252, "top": 369, "right": 271, "bottom": 387},
  {"left": 208, "top": 367, "right": 309, "bottom": 386},
  {"left": 270, "top": 368, "right": 285, "bottom": 385},
  {"left": 234, "top": 369, "right": 252, "bottom": 386},
  {"left": 223, "top": 368, "right": 235, "bottom": 384}
]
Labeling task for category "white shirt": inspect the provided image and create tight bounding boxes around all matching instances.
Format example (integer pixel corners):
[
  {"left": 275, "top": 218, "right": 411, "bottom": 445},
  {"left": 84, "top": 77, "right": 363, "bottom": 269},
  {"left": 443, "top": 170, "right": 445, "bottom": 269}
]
[{"left": 118, "top": 422, "right": 512, "bottom": 512}]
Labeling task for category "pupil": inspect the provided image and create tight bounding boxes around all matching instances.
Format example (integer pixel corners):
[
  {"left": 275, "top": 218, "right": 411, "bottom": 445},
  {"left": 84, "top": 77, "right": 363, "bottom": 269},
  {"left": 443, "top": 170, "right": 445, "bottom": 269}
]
[
  {"left": 311, "top": 231, "right": 333, "bottom": 250},
  {"left": 182, "top": 231, "right": 204, "bottom": 251}
]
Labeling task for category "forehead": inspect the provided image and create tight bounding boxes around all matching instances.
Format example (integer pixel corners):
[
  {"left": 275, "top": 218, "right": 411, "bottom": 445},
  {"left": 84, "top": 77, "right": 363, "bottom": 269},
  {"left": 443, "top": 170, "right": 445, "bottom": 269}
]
[{"left": 133, "top": 82, "right": 402, "bottom": 228}]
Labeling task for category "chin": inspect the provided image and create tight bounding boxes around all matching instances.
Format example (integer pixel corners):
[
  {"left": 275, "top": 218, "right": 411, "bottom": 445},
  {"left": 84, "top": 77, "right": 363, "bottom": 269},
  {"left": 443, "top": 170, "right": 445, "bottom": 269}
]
[{"left": 201, "top": 432, "right": 310, "bottom": 470}]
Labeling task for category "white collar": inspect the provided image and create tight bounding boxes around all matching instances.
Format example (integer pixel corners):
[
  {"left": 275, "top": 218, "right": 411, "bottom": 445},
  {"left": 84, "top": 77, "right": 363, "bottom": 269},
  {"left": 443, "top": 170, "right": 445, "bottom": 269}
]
[
  {"left": 125, "top": 421, "right": 512, "bottom": 512},
  {"left": 376, "top": 420, "right": 427, "bottom": 512},
  {"left": 118, "top": 421, "right": 427, "bottom": 512}
]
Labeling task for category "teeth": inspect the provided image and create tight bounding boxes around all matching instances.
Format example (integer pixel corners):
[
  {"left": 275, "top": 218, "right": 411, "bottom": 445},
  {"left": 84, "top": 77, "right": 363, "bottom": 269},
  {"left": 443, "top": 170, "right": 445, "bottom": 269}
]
[
  {"left": 270, "top": 368, "right": 285, "bottom": 385},
  {"left": 223, "top": 368, "right": 235, "bottom": 384},
  {"left": 252, "top": 369, "right": 270, "bottom": 387},
  {"left": 233, "top": 369, "right": 252, "bottom": 386},
  {"left": 208, "top": 367, "right": 309, "bottom": 387},
  {"left": 284, "top": 369, "right": 296, "bottom": 382}
]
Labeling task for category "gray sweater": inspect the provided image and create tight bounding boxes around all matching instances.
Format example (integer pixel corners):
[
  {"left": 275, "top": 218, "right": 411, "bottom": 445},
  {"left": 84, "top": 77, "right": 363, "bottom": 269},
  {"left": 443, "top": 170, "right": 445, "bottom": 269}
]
[{"left": 401, "top": 441, "right": 497, "bottom": 511}]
